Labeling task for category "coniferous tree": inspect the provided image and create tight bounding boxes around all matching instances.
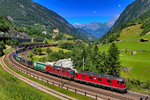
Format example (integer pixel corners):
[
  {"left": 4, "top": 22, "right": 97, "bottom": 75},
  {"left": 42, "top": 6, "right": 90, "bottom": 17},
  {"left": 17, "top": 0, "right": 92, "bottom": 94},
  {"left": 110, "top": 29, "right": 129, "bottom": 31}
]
[
  {"left": 6, "top": 39, "right": 11, "bottom": 45},
  {"left": 0, "top": 41, "right": 5, "bottom": 49},
  {"left": 105, "top": 43, "right": 121, "bottom": 76},
  {"left": 0, "top": 45, "right": 3, "bottom": 56},
  {"left": 97, "top": 52, "right": 107, "bottom": 73}
]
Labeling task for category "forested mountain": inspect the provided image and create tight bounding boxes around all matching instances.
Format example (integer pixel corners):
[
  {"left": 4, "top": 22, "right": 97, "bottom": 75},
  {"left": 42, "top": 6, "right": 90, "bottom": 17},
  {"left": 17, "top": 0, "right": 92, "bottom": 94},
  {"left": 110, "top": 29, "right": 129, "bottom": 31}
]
[
  {"left": 74, "top": 15, "right": 119, "bottom": 38},
  {"left": 112, "top": 0, "right": 150, "bottom": 30},
  {"left": 98, "top": 0, "right": 150, "bottom": 44},
  {"left": 0, "top": 0, "right": 94, "bottom": 40}
]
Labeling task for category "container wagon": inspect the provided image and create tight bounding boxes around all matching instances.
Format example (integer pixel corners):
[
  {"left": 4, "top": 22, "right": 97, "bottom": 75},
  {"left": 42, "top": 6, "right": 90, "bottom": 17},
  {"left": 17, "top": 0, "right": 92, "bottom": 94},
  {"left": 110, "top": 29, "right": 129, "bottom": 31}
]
[{"left": 34, "top": 62, "right": 51, "bottom": 72}]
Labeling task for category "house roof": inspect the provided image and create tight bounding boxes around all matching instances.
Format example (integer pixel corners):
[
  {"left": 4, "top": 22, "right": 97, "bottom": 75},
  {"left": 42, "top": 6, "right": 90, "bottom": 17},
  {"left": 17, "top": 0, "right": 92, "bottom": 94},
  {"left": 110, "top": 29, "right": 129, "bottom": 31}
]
[
  {"left": 116, "top": 38, "right": 120, "bottom": 40},
  {"left": 53, "top": 29, "right": 59, "bottom": 32},
  {"left": 141, "top": 38, "right": 148, "bottom": 41}
]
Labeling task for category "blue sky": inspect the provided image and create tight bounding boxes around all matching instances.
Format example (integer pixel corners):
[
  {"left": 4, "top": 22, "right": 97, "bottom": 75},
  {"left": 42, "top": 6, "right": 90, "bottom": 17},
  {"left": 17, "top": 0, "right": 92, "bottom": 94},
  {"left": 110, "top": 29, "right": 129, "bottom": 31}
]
[{"left": 33, "top": 0, "right": 135, "bottom": 24}]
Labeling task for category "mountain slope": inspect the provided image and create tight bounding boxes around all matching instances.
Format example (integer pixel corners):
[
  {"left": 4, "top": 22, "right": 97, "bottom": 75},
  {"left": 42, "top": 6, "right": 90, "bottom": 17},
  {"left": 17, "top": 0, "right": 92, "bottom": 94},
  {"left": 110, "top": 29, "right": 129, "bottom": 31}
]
[
  {"left": 0, "top": 0, "right": 94, "bottom": 40},
  {"left": 98, "top": 0, "right": 150, "bottom": 44},
  {"left": 74, "top": 15, "right": 119, "bottom": 38},
  {"left": 98, "top": 24, "right": 150, "bottom": 82},
  {"left": 112, "top": 0, "right": 150, "bottom": 30}
]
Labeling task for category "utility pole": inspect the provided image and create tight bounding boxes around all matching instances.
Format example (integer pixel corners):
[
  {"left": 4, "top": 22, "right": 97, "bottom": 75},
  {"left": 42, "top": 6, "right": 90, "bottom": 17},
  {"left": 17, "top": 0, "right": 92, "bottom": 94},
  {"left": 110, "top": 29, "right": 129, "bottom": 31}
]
[
  {"left": 29, "top": 50, "right": 30, "bottom": 59},
  {"left": 83, "top": 57, "right": 84, "bottom": 71},
  {"left": 26, "top": 51, "right": 28, "bottom": 74},
  {"left": 61, "top": 62, "right": 63, "bottom": 87},
  {"left": 46, "top": 53, "right": 48, "bottom": 63}
]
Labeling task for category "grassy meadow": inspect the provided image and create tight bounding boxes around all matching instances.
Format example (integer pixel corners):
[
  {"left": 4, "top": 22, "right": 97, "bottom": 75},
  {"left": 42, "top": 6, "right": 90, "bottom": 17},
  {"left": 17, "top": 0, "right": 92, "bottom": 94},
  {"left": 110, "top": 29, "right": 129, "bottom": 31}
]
[
  {"left": 0, "top": 65, "right": 59, "bottom": 100},
  {"left": 32, "top": 46, "right": 70, "bottom": 62},
  {"left": 98, "top": 24, "right": 150, "bottom": 82}
]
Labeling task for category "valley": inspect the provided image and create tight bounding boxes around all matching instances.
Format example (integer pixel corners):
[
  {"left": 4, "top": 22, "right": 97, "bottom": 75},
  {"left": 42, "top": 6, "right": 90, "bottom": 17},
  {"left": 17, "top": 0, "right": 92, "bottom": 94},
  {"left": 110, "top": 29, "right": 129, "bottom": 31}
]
[{"left": 0, "top": 0, "right": 150, "bottom": 99}]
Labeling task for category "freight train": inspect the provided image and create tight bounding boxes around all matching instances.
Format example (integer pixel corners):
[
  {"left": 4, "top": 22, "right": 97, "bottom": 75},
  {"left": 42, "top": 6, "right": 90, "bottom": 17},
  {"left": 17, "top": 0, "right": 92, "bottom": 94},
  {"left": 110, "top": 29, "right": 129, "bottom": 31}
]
[{"left": 13, "top": 43, "right": 127, "bottom": 93}]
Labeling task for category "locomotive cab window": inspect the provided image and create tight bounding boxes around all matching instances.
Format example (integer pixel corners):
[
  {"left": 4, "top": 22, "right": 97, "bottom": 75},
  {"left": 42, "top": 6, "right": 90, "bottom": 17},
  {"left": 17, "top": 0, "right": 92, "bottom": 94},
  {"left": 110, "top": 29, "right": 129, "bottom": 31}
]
[
  {"left": 53, "top": 68, "right": 55, "bottom": 71},
  {"left": 98, "top": 78, "right": 102, "bottom": 81},
  {"left": 107, "top": 80, "right": 112, "bottom": 83},
  {"left": 81, "top": 75, "right": 85, "bottom": 78},
  {"left": 62, "top": 71, "right": 65, "bottom": 73},
  {"left": 69, "top": 72, "right": 73, "bottom": 75},
  {"left": 121, "top": 81, "right": 125, "bottom": 85},
  {"left": 76, "top": 74, "right": 78, "bottom": 76},
  {"left": 89, "top": 76, "right": 93, "bottom": 79},
  {"left": 117, "top": 81, "right": 119, "bottom": 84}
]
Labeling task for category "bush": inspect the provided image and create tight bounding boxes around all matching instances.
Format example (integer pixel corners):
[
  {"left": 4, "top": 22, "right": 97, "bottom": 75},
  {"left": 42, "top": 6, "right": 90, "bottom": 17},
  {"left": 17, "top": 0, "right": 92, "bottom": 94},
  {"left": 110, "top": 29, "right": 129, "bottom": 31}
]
[
  {"left": 47, "top": 50, "right": 71, "bottom": 62},
  {"left": 27, "top": 53, "right": 33, "bottom": 58},
  {"left": 0, "top": 42, "right": 4, "bottom": 56},
  {"left": 143, "top": 80, "right": 150, "bottom": 89},
  {"left": 140, "top": 17, "right": 150, "bottom": 35},
  {"left": 46, "top": 48, "right": 52, "bottom": 54},
  {"left": 37, "top": 48, "right": 42, "bottom": 55},
  {"left": 126, "top": 79, "right": 141, "bottom": 89},
  {"left": 59, "top": 43, "right": 75, "bottom": 50}
]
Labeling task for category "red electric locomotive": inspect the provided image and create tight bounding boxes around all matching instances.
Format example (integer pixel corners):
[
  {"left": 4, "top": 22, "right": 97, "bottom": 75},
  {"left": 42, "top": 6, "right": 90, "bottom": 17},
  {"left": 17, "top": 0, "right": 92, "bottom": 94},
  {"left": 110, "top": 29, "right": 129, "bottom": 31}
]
[
  {"left": 49, "top": 66, "right": 75, "bottom": 79},
  {"left": 74, "top": 71, "right": 127, "bottom": 93}
]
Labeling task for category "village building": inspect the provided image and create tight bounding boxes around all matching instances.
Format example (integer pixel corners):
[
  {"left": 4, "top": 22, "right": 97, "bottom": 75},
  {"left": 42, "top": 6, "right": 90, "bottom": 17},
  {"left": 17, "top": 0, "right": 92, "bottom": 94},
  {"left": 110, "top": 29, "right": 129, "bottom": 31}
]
[
  {"left": 52, "top": 28, "right": 59, "bottom": 37},
  {"left": 140, "top": 39, "right": 148, "bottom": 42},
  {"left": 116, "top": 38, "right": 121, "bottom": 42},
  {"left": 76, "top": 39, "right": 83, "bottom": 44},
  {"left": 53, "top": 28, "right": 59, "bottom": 33},
  {"left": 42, "top": 31, "right": 47, "bottom": 34}
]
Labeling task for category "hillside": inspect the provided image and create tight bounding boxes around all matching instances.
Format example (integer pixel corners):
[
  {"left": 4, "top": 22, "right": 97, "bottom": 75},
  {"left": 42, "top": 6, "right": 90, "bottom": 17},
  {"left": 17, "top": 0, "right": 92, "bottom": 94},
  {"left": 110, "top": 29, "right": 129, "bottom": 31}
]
[
  {"left": 112, "top": 0, "right": 150, "bottom": 30},
  {"left": 0, "top": 0, "right": 94, "bottom": 40},
  {"left": 74, "top": 15, "right": 119, "bottom": 38},
  {"left": 98, "top": 24, "right": 150, "bottom": 82},
  {"left": 98, "top": 0, "right": 150, "bottom": 44}
]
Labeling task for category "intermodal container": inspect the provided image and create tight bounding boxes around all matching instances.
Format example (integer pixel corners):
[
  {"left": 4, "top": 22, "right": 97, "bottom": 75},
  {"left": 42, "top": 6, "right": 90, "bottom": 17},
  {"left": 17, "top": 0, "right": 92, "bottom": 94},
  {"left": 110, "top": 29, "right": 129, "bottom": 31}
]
[
  {"left": 21, "top": 58, "right": 25, "bottom": 63},
  {"left": 34, "top": 62, "right": 46, "bottom": 71},
  {"left": 16, "top": 56, "right": 21, "bottom": 62},
  {"left": 13, "top": 53, "right": 18, "bottom": 59},
  {"left": 34, "top": 62, "right": 51, "bottom": 71},
  {"left": 26, "top": 60, "right": 33, "bottom": 66}
]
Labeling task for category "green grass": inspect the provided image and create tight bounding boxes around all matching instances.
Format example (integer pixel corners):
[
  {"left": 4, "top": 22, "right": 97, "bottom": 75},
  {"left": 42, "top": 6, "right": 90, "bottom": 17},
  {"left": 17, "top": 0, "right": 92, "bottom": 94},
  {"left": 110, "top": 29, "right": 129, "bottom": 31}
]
[
  {"left": 4, "top": 46, "right": 15, "bottom": 55},
  {"left": 98, "top": 24, "right": 150, "bottom": 82},
  {"left": 3, "top": 57, "right": 94, "bottom": 100},
  {"left": 63, "top": 34, "right": 73, "bottom": 38},
  {"left": 0, "top": 64, "right": 59, "bottom": 100},
  {"left": 32, "top": 46, "right": 70, "bottom": 62},
  {"left": 32, "top": 55, "right": 46, "bottom": 62},
  {"left": 120, "top": 51, "right": 150, "bottom": 82},
  {"left": 41, "top": 46, "right": 70, "bottom": 53}
]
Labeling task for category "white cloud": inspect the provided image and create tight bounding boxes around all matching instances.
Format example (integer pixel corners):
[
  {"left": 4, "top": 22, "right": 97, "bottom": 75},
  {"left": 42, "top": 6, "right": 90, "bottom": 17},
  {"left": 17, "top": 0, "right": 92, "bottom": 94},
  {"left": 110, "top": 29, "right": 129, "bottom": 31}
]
[
  {"left": 118, "top": 4, "right": 121, "bottom": 7},
  {"left": 93, "top": 11, "right": 97, "bottom": 14}
]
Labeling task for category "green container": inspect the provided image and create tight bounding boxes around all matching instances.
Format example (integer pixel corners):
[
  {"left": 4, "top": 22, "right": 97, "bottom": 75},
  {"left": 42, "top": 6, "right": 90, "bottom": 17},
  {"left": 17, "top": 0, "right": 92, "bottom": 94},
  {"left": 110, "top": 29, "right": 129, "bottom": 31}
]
[
  {"left": 34, "top": 62, "right": 46, "bottom": 71},
  {"left": 16, "top": 56, "right": 21, "bottom": 62}
]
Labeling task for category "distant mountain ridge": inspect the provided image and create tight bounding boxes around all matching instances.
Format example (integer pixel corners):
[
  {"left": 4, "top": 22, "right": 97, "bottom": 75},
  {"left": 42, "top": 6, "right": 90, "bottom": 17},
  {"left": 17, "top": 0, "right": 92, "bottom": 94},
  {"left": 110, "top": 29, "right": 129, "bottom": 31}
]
[
  {"left": 0, "top": 0, "right": 95, "bottom": 40},
  {"left": 74, "top": 15, "right": 119, "bottom": 38}
]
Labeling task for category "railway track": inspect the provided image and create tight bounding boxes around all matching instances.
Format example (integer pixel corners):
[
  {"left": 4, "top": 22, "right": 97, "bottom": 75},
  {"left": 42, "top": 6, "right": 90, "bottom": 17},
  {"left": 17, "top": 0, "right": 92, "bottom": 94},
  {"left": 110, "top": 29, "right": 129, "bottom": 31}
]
[
  {"left": 6, "top": 52, "right": 150, "bottom": 100},
  {"left": 1, "top": 55, "right": 78, "bottom": 100}
]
